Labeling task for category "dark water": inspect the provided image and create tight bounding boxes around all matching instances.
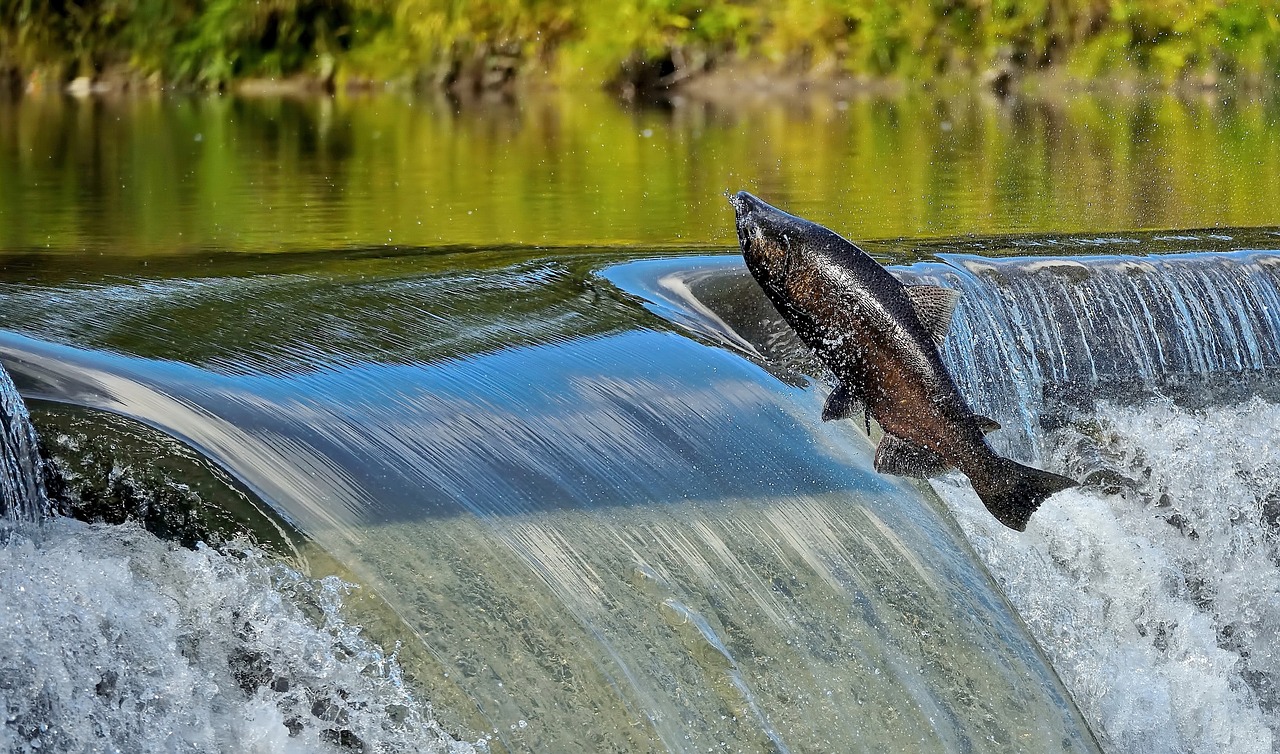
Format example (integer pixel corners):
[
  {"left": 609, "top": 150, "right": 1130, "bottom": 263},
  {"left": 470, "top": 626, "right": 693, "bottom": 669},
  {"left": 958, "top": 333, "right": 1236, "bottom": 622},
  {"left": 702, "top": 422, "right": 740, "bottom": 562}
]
[{"left": 2, "top": 89, "right": 1280, "bottom": 753}]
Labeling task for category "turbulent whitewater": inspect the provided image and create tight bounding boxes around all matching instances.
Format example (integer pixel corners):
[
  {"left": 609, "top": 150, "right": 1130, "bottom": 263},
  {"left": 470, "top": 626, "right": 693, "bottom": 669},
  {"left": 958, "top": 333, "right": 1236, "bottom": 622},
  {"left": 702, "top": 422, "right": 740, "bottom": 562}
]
[
  {"left": 907, "top": 249, "right": 1280, "bottom": 752},
  {"left": 938, "top": 398, "right": 1280, "bottom": 754},
  {"left": 0, "top": 518, "right": 478, "bottom": 754}
]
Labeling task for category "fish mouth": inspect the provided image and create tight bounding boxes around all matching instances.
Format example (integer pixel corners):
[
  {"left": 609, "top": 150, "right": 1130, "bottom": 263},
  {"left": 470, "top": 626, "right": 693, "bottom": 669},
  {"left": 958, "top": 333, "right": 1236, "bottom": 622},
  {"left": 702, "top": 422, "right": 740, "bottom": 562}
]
[
  {"left": 729, "top": 191, "right": 800, "bottom": 287},
  {"left": 728, "top": 190, "right": 764, "bottom": 223},
  {"left": 728, "top": 190, "right": 766, "bottom": 250},
  {"left": 726, "top": 190, "right": 748, "bottom": 214}
]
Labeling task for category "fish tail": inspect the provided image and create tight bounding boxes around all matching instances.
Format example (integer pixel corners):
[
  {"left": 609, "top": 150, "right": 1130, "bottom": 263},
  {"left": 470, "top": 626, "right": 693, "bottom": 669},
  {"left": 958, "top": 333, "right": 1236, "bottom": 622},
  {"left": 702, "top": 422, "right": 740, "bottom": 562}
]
[{"left": 968, "top": 457, "right": 1077, "bottom": 532}]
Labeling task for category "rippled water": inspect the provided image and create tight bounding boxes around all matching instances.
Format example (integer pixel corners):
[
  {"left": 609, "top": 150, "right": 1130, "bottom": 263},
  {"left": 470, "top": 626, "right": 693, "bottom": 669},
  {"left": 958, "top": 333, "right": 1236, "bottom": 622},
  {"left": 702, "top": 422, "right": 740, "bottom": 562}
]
[
  {"left": 3, "top": 89, "right": 1280, "bottom": 753},
  {"left": 3, "top": 90, "right": 1280, "bottom": 253}
]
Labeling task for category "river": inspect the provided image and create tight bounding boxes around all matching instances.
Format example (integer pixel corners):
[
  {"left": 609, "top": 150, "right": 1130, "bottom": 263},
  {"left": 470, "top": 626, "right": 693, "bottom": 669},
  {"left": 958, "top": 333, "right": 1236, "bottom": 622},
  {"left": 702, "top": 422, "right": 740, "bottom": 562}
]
[{"left": 1, "top": 88, "right": 1279, "bottom": 753}]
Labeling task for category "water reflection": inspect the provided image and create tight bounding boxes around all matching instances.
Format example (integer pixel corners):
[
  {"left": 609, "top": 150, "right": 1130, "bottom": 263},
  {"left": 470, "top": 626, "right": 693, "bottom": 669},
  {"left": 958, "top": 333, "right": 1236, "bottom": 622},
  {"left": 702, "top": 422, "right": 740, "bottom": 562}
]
[{"left": 2, "top": 90, "right": 1279, "bottom": 255}]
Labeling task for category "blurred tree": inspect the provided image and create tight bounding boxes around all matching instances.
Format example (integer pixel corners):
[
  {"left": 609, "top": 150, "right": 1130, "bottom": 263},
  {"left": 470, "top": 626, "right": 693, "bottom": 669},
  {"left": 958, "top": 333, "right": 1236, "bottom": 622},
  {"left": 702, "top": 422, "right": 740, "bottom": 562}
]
[{"left": 1, "top": 0, "right": 1277, "bottom": 92}]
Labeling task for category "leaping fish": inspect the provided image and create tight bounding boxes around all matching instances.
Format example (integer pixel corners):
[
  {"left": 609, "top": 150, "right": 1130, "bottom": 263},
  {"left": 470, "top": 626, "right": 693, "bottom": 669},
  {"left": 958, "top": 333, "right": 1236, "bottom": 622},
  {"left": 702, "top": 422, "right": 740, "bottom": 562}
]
[{"left": 729, "top": 191, "right": 1076, "bottom": 531}]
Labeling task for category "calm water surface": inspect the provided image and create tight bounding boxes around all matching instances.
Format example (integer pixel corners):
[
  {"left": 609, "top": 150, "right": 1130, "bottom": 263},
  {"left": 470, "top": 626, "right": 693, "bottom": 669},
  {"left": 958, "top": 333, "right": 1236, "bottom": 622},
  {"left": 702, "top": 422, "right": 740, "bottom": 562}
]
[{"left": 2, "top": 89, "right": 1280, "bottom": 256}]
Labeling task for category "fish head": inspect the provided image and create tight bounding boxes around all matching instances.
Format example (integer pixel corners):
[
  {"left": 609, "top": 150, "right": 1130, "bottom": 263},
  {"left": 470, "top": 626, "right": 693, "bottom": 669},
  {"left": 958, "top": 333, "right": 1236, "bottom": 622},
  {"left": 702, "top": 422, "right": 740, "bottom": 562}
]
[
  {"left": 729, "top": 191, "right": 796, "bottom": 284},
  {"left": 730, "top": 191, "right": 881, "bottom": 352}
]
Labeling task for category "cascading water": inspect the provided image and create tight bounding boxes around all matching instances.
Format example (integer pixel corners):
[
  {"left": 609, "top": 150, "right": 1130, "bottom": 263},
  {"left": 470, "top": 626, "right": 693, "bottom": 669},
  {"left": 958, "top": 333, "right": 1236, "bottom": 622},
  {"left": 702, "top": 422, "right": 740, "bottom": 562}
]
[
  {"left": 0, "top": 252, "right": 1100, "bottom": 753},
  {"left": 6, "top": 87, "right": 1280, "bottom": 754},
  {"left": 901, "top": 250, "right": 1280, "bottom": 460},
  {"left": 897, "top": 248, "right": 1280, "bottom": 753},
  {"left": 0, "top": 361, "right": 47, "bottom": 523},
  {"left": 642, "top": 241, "right": 1280, "bottom": 753},
  {"left": 4, "top": 234, "right": 1280, "bottom": 753},
  {"left": 0, "top": 377, "right": 475, "bottom": 754}
]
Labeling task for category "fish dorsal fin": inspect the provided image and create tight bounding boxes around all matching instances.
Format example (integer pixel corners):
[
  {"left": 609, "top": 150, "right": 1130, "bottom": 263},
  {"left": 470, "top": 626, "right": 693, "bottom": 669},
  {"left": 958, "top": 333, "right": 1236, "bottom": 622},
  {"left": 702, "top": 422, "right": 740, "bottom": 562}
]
[
  {"left": 873, "top": 434, "right": 953, "bottom": 479},
  {"left": 904, "top": 285, "right": 961, "bottom": 345}
]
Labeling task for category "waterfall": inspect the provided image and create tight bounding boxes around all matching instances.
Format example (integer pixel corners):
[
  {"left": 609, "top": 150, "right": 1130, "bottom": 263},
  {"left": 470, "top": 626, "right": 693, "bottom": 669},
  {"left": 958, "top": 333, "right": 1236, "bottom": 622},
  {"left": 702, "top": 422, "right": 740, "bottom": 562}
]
[
  {"left": 0, "top": 272, "right": 1103, "bottom": 753},
  {"left": 0, "top": 362, "right": 48, "bottom": 523},
  {"left": 896, "top": 250, "right": 1280, "bottom": 752},
  {"left": 642, "top": 248, "right": 1280, "bottom": 753},
  {"left": 8, "top": 244, "right": 1278, "bottom": 753},
  {"left": 900, "top": 251, "right": 1280, "bottom": 459}
]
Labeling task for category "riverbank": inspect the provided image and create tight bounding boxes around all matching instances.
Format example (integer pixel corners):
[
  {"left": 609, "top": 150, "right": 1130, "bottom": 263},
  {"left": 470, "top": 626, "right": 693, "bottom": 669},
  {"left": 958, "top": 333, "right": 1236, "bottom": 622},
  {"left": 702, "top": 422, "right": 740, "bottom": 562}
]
[
  {"left": 16, "top": 64, "right": 1276, "bottom": 109},
  {"left": 3, "top": 0, "right": 1279, "bottom": 99}
]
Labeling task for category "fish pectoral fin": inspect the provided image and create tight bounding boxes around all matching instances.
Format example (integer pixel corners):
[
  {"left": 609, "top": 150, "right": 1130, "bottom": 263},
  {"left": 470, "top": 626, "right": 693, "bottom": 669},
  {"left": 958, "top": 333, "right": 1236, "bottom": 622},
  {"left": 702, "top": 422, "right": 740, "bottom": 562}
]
[
  {"left": 873, "top": 434, "right": 953, "bottom": 478},
  {"left": 821, "top": 383, "right": 864, "bottom": 422},
  {"left": 975, "top": 414, "right": 1001, "bottom": 434},
  {"left": 904, "top": 284, "right": 962, "bottom": 346}
]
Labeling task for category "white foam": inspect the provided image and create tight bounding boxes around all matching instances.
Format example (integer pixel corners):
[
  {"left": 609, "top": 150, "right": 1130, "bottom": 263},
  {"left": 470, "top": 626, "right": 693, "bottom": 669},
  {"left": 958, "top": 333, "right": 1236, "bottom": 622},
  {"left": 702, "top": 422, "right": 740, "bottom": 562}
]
[
  {"left": 0, "top": 519, "right": 480, "bottom": 754},
  {"left": 934, "top": 397, "right": 1280, "bottom": 754}
]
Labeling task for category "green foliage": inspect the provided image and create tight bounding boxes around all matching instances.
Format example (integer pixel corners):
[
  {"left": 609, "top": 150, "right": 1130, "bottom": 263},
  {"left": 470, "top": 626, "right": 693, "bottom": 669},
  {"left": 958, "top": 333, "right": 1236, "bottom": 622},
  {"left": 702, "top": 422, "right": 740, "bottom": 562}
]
[
  {"left": 170, "top": 0, "right": 376, "bottom": 85},
  {"left": 550, "top": 0, "right": 1280, "bottom": 86},
  {"left": 1, "top": 0, "right": 1279, "bottom": 89},
  {"left": 1, "top": 0, "right": 386, "bottom": 87},
  {"left": 0, "top": 0, "right": 136, "bottom": 77}
]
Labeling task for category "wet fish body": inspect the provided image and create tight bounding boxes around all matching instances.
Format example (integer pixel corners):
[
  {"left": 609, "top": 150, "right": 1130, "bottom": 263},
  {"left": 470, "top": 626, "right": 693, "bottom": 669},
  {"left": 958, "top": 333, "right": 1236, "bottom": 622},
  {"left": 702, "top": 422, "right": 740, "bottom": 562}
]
[{"left": 729, "top": 191, "right": 1075, "bottom": 531}]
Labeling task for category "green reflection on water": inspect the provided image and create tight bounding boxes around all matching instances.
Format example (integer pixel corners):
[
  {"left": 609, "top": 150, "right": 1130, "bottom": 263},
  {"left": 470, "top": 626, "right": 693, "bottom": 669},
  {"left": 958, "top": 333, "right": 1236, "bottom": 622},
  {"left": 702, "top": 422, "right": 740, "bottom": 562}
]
[{"left": 2, "top": 89, "right": 1279, "bottom": 257}]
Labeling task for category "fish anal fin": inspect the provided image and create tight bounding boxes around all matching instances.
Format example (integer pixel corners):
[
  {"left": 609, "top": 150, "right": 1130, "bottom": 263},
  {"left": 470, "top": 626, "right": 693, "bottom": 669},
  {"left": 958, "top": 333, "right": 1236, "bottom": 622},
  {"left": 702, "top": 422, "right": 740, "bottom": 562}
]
[
  {"left": 822, "top": 383, "right": 864, "bottom": 422},
  {"left": 904, "top": 285, "right": 961, "bottom": 345},
  {"left": 873, "top": 434, "right": 952, "bottom": 478},
  {"left": 975, "top": 414, "right": 1001, "bottom": 434}
]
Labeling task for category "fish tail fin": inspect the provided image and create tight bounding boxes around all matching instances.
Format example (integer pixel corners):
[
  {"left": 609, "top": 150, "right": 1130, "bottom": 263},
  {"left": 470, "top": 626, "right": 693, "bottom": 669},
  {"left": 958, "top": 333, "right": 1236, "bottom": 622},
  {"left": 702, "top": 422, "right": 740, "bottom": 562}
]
[{"left": 968, "top": 457, "right": 1077, "bottom": 532}]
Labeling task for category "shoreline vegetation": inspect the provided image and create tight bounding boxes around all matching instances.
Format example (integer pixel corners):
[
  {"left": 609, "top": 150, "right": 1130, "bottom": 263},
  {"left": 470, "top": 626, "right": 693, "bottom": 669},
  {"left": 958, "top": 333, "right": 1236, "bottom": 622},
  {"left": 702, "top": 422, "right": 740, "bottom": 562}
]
[{"left": 2, "top": 1, "right": 1279, "bottom": 99}]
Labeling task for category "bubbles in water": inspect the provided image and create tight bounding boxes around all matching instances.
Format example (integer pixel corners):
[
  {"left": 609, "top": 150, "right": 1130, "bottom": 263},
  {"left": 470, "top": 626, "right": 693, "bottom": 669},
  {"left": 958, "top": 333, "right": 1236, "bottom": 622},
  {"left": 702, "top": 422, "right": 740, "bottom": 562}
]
[
  {"left": 0, "top": 519, "right": 479, "bottom": 754},
  {"left": 935, "top": 397, "right": 1280, "bottom": 754}
]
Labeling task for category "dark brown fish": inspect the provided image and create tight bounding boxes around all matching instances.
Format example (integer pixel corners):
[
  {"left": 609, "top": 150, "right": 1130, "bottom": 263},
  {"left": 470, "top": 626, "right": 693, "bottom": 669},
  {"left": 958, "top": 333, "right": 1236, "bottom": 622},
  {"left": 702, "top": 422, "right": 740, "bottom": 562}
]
[{"left": 729, "top": 191, "right": 1075, "bottom": 530}]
